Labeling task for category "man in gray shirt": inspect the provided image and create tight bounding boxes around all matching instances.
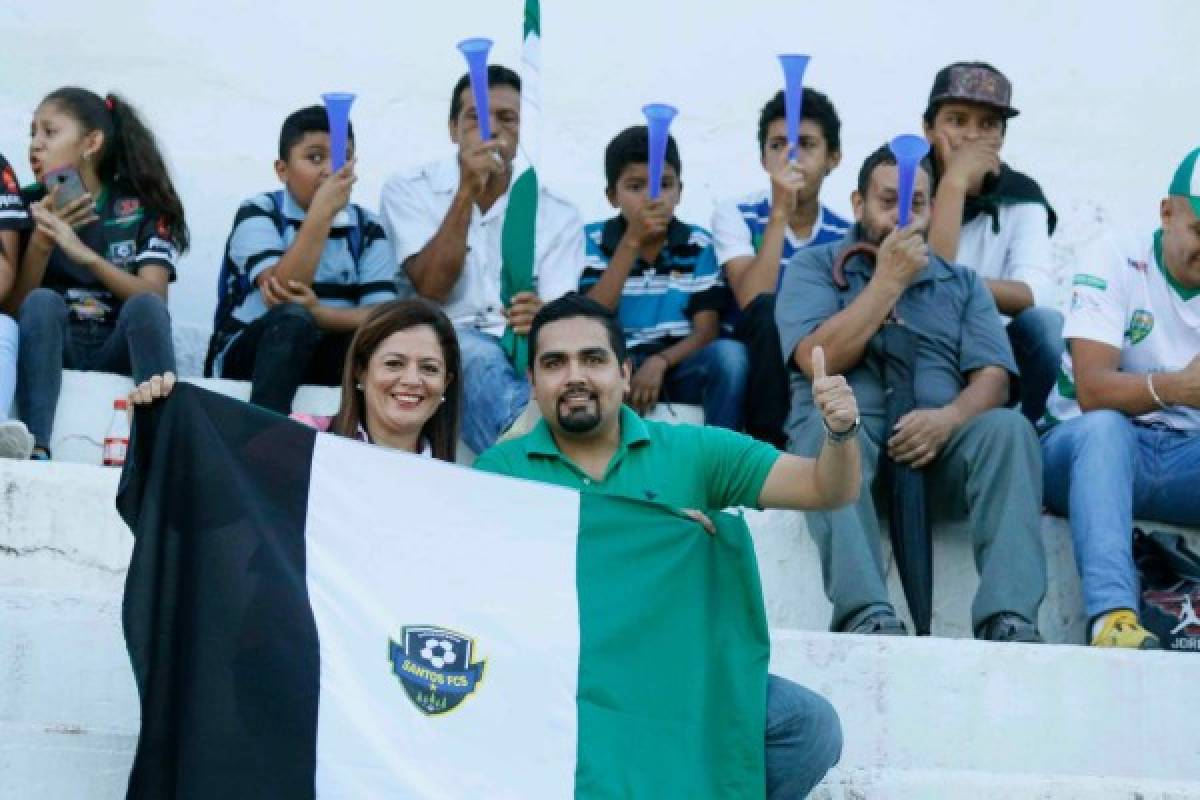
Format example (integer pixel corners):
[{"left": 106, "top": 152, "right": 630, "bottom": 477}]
[{"left": 775, "top": 143, "right": 1046, "bottom": 641}]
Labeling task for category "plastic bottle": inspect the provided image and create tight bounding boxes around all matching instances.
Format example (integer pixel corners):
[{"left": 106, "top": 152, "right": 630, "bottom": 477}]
[{"left": 103, "top": 398, "right": 130, "bottom": 467}]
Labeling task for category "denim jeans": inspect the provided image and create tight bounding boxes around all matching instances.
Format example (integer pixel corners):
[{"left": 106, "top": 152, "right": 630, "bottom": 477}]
[
  {"left": 633, "top": 339, "right": 749, "bottom": 430},
  {"left": 0, "top": 314, "right": 16, "bottom": 420},
  {"left": 735, "top": 293, "right": 789, "bottom": 447},
  {"left": 1007, "top": 307, "right": 1063, "bottom": 425},
  {"left": 765, "top": 674, "right": 842, "bottom": 799},
  {"left": 457, "top": 327, "right": 530, "bottom": 455},
  {"left": 17, "top": 288, "right": 175, "bottom": 449},
  {"left": 219, "top": 303, "right": 350, "bottom": 414},
  {"left": 1041, "top": 410, "right": 1200, "bottom": 618}
]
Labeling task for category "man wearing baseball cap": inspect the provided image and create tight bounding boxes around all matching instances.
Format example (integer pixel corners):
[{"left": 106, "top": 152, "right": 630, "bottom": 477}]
[
  {"left": 923, "top": 62, "right": 1062, "bottom": 426},
  {"left": 1039, "top": 148, "right": 1200, "bottom": 649}
]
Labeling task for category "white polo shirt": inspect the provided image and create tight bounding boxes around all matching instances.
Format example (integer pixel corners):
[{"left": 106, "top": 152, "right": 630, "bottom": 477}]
[
  {"left": 956, "top": 203, "right": 1057, "bottom": 311},
  {"left": 1044, "top": 229, "right": 1200, "bottom": 430},
  {"left": 380, "top": 158, "right": 584, "bottom": 336}
]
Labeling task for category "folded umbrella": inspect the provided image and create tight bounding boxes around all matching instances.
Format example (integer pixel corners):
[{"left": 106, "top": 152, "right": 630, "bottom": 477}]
[{"left": 833, "top": 244, "right": 933, "bottom": 635}]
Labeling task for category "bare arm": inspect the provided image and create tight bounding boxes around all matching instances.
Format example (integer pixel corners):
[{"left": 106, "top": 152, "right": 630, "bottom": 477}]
[
  {"left": 0, "top": 230, "right": 18, "bottom": 307},
  {"left": 927, "top": 176, "right": 968, "bottom": 264},
  {"left": 658, "top": 309, "right": 719, "bottom": 367},
  {"left": 405, "top": 140, "right": 506, "bottom": 303},
  {"left": 759, "top": 345, "right": 861, "bottom": 509},
  {"left": 927, "top": 132, "right": 1001, "bottom": 263},
  {"left": 310, "top": 303, "right": 379, "bottom": 333},
  {"left": 948, "top": 364, "right": 1009, "bottom": 422},
  {"left": 1071, "top": 338, "right": 1200, "bottom": 414},
  {"left": 793, "top": 277, "right": 901, "bottom": 378},
  {"left": 585, "top": 234, "right": 639, "bottom": 310},
  {"left": 403, "top": 190, "right": 474, "bottom": 302},
  {"left": 792, "top": 227, "right": 929, "bottom": 378},
  {"left": 725, "top": 211, "right": 788, "bottom": 308},
  {"left": 725, "top": 162, "right": 805, "bottom": 308},
  {"left": 986, "top": 278, "right": 1035, "bottom": 316}
]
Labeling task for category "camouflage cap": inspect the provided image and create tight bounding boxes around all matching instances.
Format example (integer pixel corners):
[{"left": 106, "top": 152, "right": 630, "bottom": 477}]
[{"left": 926, "top": 62, "right": 1019, "bottom": 119}]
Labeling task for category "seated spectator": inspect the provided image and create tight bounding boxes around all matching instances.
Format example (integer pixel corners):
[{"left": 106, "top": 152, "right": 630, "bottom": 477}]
[
  {"left": 380, "top": 64, "right": 583, "bottom": 455},
  {"left": 712, "top": 88, "right": 850, "bottom": 446},
  {"left": 923, "top": 62, "right": 1062, "bottom": 424},
  {"left": 475, "top": 293, "right": 860, "bottom": 799},
  {"left": 1040, "top": 148, "right": 1200, "bottom": 649},
  {"left": 135, "top": 299, "right": 461, "bottom": 461},
  {"left": 0, "top": 153, "right": 33, "bottom": 459},
  {"left": 776, "top": 144, "right": 1047, "bottom": 641},
  {"left": 15, "top": 88, "right": 185, "bottom": 461},
  {"left": 581, "top": 125, "right": 746, "bottom": 429},
  {"left": 207, "top": 106, "right": 397, "bottom": 413}
]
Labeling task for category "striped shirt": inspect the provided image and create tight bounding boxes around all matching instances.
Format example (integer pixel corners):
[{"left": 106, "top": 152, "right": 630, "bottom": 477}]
[
  {"left": 712, "top": 189, "right": 850, "bottom": 286},
  {"left": 226, "top": 191, "right": 397, "bottom": 328},
  {"left": 580, "top": 216, "right": 725, "bottom": 352}
]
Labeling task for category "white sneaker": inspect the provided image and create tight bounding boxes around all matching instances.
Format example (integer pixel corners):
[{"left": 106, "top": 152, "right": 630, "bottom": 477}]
[{"left": 0, "top": 419, "right": 35, "bottom": 460}]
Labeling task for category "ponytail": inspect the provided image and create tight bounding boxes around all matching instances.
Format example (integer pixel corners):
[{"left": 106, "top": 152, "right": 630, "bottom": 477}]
[{"left": 42, "top": 87, "right": 190, "bottom": 252}]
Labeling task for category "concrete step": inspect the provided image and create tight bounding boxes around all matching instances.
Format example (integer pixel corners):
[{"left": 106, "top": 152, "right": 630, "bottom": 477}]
[{"left": 2, "top": 457, "right": 1198, "bottom": 797}]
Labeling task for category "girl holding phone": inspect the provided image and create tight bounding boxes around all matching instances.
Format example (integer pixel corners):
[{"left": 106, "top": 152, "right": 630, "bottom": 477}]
[{"left": 13, "top": 87, "right": 188, "bottom": 460}]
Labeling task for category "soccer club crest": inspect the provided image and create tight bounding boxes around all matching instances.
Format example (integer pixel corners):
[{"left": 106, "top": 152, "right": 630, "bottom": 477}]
[
  {"left": 1128, "top": 309, "right": 1154, "bottom": 345},
  {"left": 389, "top": 625, "right": 486, "bottom": 716}
]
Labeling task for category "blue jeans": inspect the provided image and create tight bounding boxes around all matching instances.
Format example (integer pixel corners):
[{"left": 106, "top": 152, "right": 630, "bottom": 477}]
[
  {"left": 17, "top": 289, "right": 175, "bottom": 449},
  {"left": 457, "top": 327, "right": 530, "bottom": 455},
  {"left": 765, "top": 674, "right": 842, "bottom": 798},
  {"left": 1007, "top": 307, "right": 1063, "bottom": 425},
  {"left": 633, "top": 339, "right": 749, "bottom": 429},
  {"left": 1041, "top": 411, "right": 1200, "bottom": 618}
]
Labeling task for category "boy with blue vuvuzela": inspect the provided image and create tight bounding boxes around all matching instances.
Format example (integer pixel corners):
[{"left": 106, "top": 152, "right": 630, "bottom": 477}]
[{"left": 206, "top": 106, "right": 398, "bottom": 413}]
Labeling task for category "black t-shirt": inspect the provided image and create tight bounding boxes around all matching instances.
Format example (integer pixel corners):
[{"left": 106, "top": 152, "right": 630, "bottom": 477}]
[
  {"left": 20, "top": 183, "right": 177, "bottom": 321},
  {"left": 0, "top": 154, "right": 31, "bottom": 234}
]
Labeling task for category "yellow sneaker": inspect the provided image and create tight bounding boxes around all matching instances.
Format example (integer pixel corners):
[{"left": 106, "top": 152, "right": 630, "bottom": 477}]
[{"left": 1090, "top": 610, "right": 1161, "bottom": 649}]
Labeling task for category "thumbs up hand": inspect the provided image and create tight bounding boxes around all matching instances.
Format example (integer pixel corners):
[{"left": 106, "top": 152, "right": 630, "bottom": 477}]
[{"left": 811, "top": 346, "right": 859, "bottom": 436}]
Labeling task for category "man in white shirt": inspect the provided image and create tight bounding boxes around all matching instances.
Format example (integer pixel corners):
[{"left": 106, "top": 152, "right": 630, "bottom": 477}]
[
  {"left": 1041, "top": 147, "right": 1200, "bottom": 649},
  {"left": 923, "top": 62, "right": 1061, "bottom": 425},
  {"left": 380, "top": 65, "right": 584, "bottom": 454}
]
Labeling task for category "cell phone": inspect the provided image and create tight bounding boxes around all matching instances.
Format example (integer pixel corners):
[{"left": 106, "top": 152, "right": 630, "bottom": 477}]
[{"left": 43, "top": 165, "right": 87, "bottom": 208}]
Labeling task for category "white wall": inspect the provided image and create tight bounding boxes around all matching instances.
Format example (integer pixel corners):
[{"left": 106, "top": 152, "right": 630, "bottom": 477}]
[{"left": 1, "top": 1, "right": 1198, "bottom": 341}]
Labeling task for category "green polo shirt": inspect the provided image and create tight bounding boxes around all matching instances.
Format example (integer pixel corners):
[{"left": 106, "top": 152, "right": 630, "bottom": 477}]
[{"left": 474, "top": 405, "right": 781, "bottom": 511}]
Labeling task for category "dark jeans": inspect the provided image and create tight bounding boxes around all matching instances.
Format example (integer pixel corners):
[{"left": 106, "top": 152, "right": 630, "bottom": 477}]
[
  {"left": 1007, "top": 306, "right": 1063, "bottom": 426},
  {"left": 17, "top": 288, "right": 175, "bottom": 449},
  {"left": 735, "top": 293, "right": 789, "bottom": 448},
  {"left": 219, "top": 303, "right": 350, "bottom": 414},
  {"left": 631, "top": 339, "right": 749, "bottom": 430}
]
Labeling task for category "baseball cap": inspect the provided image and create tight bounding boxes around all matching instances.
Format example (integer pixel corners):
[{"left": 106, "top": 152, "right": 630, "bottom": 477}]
[
  {"left": 926, "top": 62, "right": 1019, "bottom": 119},
  {"left": 1168, "top": 147, "right": 1200, "bottom": 217}
]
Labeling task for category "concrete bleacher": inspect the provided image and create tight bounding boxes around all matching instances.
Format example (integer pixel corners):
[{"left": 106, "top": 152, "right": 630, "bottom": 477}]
[
  {"left": 4, "top": 373, "right": 1200, "bottom": 796},
  {"left": 3, "top": 456, "right": 1200, "bottom": 798}
]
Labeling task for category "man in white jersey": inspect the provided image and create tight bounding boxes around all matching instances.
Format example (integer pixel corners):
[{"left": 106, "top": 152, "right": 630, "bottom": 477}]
[{"left": 1041, "top": 147, "right": 1200, "bottom": 649}]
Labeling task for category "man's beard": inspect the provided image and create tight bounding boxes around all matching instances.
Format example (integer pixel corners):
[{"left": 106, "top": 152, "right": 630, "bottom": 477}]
[
  {"left": 555, "top": 387, "right": 604, "bottom": 434},
  {"left": 558, "top": 407, "right": 602, "bottom": 434}
]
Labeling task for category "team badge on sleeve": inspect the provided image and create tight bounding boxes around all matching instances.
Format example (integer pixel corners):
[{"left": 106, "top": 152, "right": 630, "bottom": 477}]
[
  {"left": 1128, "top": 309, "right": 1154, "bottom": 344},
  {"left": 389, "top": 625, "right": 486, "bottom": 715}
]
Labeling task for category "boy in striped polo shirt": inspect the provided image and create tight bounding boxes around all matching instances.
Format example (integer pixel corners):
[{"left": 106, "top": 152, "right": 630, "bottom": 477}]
[
  {"left": 1041, "top": 147, "right": 1200, "bottom": 649},
  {"left": 581, "top": 126, "right": 747, "bottom": 429},
  {"left": 713, "top": 88, "right": 850, "bottom": 446}
]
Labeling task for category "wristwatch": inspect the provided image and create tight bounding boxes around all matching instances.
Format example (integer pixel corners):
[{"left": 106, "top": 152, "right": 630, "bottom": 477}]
[{"left": 823, "top": 415, "right": 861, "bottom": 443}]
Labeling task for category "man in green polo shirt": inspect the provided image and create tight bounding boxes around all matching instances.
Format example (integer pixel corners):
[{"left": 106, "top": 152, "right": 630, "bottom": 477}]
[{"left": 475, "top": 292, "right": 863, "bottom": 799}]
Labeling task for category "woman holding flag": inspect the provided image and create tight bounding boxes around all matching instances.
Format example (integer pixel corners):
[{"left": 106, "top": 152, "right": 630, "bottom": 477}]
[{"left": 129, "top": 298, "right": 462, "bottom": 461}]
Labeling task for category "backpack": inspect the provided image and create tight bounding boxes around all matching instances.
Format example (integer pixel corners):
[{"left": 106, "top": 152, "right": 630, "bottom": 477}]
[
  {"left": 1134, "top": 528, "right": 1200, "bottom": 652},
  {"left": 204, "top": 190, "right": 367, "bottom": 376}
]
